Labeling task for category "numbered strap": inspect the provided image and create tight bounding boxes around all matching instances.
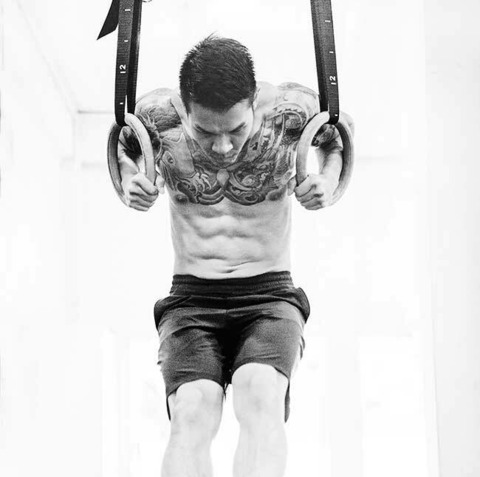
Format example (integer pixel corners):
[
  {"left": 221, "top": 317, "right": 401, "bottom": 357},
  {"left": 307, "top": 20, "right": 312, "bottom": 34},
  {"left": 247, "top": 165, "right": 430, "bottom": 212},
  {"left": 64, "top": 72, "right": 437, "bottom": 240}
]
[
  {"left": 114, "top": 0, "right": 143, "bottom": 126},
  {"left": 99, "top": 0, "right": 156, "bottom": 204},
  {"left": 299, "top": 0, "right": 354, "bottom": 204},
  {"left": 98, "top": 0, "right": 143, "bottom": 127},
  {"left": 310, "top": 0, "right": 339, "bottom": 124}
]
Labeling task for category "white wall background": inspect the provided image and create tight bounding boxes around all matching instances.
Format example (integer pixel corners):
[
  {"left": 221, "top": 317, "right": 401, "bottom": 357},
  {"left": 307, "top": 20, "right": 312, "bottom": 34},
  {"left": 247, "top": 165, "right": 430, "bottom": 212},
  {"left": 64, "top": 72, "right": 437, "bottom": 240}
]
[
  {"left": 0, "top": 1, "right": 479, "bottom": 477},
  {"left": 424, "top": 1, "right": 480, "bottom": 475}
]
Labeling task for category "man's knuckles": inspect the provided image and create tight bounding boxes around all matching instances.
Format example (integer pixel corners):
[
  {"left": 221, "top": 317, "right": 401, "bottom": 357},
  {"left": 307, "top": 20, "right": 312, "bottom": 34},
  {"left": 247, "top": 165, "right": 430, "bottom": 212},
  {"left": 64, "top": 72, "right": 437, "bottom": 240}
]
[
  {"left": 295, "top": 177, "right": 313, "bottom": 196},
  {"left": 132, "top": 174, "right": 158, "bottom": 195}
]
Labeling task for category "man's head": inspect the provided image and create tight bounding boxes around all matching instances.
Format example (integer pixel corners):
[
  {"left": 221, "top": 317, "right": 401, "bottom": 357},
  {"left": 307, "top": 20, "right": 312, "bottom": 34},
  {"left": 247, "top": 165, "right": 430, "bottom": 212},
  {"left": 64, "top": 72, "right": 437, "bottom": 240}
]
[
  {"left": 179, "top": 35, "right": 257, "bottom": 113},
  {"left": 179, "top": 36, "right": 258, "bottom": 166}
]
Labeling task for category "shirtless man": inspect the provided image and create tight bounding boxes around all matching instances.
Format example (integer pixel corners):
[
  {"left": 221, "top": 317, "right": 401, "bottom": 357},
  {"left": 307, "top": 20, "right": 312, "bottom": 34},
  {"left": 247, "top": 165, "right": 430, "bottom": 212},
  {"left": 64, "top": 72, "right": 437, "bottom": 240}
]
[{"left": 118, "top": 35, "right": 348, "bottom": 477}]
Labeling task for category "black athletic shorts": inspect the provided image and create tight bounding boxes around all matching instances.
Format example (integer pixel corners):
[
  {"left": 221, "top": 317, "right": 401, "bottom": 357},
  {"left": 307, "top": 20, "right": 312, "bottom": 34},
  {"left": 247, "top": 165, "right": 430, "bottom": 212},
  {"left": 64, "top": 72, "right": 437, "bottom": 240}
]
[{"left": 154, "top": 271, "right": 310, "bottom": 421}]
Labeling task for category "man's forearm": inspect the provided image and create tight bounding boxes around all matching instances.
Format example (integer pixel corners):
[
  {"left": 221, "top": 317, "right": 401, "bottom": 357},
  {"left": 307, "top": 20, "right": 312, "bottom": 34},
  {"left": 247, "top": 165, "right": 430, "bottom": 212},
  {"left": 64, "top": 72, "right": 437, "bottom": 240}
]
[
  {"left": 312, "top": 123, "right": 343, "bottom": 186},
  {"left": 315, "top": 149, "right": 342, "bottom": 185},
  {"left": 118, "top": 146, "right": 140, "bottom": 187}
]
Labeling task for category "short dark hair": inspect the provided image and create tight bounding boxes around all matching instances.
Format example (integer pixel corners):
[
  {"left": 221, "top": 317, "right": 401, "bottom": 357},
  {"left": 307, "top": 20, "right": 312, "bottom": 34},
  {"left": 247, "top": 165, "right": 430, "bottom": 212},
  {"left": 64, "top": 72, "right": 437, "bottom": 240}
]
[{"left": 179, "top": 35, "right": 257, "bottom": 113}]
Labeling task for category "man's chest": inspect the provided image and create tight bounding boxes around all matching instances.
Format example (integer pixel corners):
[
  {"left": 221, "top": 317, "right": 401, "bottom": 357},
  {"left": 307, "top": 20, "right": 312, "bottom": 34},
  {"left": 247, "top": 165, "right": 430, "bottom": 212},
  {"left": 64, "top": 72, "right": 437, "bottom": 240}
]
[{"left": 156, "top": 115, "right": 300, "bottom": 206}]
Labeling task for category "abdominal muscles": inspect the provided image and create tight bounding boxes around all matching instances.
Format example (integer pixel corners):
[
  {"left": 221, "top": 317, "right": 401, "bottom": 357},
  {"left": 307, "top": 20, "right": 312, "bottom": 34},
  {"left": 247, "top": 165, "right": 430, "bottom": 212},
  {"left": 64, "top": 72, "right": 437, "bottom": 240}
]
[{"left": 170, "top": 198, "right": 292, "bottom": 279}]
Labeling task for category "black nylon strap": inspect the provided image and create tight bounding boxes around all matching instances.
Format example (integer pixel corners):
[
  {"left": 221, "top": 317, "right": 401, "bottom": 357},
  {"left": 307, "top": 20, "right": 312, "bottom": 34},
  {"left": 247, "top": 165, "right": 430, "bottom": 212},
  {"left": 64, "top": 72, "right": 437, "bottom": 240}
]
[
  {"left": 98, "top": 0, "right": 144, "bottom": 126},
  {"left": 115, "top": 0, "right": 142, "bottom": 126},
  {"left": 97, "top": 0, "right": 120, "bottom": 40},
  {"left": 310, "top": 0, "right": 339, "bottom": 124}
]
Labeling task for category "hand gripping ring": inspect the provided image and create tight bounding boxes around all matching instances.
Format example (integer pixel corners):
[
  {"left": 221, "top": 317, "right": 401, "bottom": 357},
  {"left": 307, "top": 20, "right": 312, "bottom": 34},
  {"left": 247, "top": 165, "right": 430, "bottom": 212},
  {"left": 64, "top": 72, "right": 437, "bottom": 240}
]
[
  {"left": 107, "top": 113, "right": 156, "bottom": 206},
  {"left": 296, "top": 111, "right": 354, "bottom": 205}
]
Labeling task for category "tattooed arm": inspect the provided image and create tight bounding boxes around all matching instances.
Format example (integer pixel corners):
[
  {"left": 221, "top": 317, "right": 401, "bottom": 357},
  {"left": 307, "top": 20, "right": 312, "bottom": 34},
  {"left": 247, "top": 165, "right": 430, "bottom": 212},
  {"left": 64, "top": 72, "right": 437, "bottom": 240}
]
[
  {"left": 118, "top": 89, "right": 181, "bottom": 211},
  {"left": 276, "top": 82, "right": 350, "bottom": 210}
]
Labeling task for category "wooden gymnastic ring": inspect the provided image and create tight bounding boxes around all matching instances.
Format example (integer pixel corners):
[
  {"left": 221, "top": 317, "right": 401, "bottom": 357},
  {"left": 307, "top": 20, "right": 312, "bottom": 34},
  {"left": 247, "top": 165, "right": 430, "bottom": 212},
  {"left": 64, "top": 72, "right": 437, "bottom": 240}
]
[
  {"left": 296, "top": 111, "right": 354, "bottom": 205},
  {"left": 107, "top": 113, "right": 156, "bottom": 206}
]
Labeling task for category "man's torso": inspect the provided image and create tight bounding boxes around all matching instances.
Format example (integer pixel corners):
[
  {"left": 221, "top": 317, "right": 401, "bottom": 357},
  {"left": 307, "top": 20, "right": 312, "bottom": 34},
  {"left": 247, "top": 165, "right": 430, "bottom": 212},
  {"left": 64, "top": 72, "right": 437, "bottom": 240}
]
[{"left": 125, "top": 82, "right": 320, "bottom": 278}]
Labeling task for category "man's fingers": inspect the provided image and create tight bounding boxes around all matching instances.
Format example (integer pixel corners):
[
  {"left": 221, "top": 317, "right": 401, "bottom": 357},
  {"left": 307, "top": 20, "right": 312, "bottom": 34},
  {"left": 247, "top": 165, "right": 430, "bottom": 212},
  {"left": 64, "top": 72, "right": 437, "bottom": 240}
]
[
  {"left": 138, "top": 181, "right": 159, "bottom": 196},
  {"left": 295, "top": 176, "right": 313, "bottom": 197},
  {"left": 133, "top": 173, "right": 159, "bottom": 196},
  {"left": 302, "top": 200, "right": 326, "bottom": 210},
  {"left": 300, "top": 196, "right": 322, "bottom": 208},
  {"left": 295, "top": 172, "right": 336, "bottom": 211},
  {"left": 297, "top": 190, "right": 324, "bottom": 205},
  {"left": 131, "top": 204, "right": 150, "bottom": 212},
  {"left": 124, "top": 197, "right": 150, "bottom": 212},
  {"left": 129, "top": 192, "right": 156, "bottom": 208},
  {"left": 305, "top": 203, "right": 324, "bottom": 211},
  {"left": 122, "top": 173, "right": 161, "bottom": 211}
]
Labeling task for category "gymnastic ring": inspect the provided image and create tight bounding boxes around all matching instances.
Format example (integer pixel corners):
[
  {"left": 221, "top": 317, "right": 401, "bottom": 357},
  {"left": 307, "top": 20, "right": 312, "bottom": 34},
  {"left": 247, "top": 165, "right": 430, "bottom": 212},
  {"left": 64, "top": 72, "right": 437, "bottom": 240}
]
[
  {"left": 296, "top": 111, "right": 354, "bottom": 205},
  {"left": 107, "top": 113, "right": 156, "bottom": 206}
]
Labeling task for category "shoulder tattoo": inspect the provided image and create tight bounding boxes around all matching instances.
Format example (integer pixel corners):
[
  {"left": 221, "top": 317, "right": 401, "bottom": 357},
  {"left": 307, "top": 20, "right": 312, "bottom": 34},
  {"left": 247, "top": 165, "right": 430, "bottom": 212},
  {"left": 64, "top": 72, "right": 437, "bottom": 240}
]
[
  {"left": 120, "top": 101, "right": 181, "bottom": 159},
  {"left": 277, "top": 83, "right": 342, "bottom": 153}
]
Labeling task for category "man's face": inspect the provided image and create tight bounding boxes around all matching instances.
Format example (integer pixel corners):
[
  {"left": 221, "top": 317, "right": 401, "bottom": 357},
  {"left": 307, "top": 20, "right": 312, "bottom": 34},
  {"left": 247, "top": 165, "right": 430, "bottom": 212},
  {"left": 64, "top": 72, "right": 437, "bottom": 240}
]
[{"left": 187, "top": 99, "right": 255, "bottom": 167}]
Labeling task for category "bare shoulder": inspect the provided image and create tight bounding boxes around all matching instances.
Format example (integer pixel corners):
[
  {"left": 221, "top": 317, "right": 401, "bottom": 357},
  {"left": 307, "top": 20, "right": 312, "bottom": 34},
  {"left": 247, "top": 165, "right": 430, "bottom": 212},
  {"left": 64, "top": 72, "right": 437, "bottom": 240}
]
[
  {"left": 120, "top": 88, "right": 182, "bottom": 157},
  {"left": 135, "top": 88, "right": 182, "bottom": 133},
  {"left": 257, "top": 81, "right": 320, "bottom": 131}
]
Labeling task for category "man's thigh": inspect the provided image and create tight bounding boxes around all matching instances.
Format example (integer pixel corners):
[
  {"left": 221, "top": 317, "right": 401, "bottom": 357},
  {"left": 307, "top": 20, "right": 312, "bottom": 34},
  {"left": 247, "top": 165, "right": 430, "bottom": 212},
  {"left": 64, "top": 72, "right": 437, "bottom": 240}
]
[
  {"left": 158, "top": 316, "right": 229, "bottom": 403},
  {"left": 230, "top": 300, "right": 305, "bottom": 380},
  {"left": 229, "top": 300, "right": 305, "bottom": 421}
]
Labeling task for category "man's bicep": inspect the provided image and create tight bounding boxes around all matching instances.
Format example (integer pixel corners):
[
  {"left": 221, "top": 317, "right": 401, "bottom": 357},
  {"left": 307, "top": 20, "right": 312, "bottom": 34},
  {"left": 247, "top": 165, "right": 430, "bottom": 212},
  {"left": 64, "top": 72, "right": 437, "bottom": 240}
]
[
  {"left": 118, "top": 92, "right": 181, "bottom": 158},
  {"left": 118, "top": 126, "right": 142, "bottom": 162},
  {"left": 313, "top": 124, "right": 343, "bottom": 154}
]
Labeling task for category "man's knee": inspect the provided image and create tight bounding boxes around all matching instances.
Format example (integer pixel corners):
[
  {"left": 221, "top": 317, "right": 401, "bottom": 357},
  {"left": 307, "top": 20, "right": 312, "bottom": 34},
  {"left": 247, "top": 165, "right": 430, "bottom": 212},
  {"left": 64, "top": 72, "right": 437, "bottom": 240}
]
[
  {"left": 169, "top": 380, "right": 223, "bottom": 438},
  {"left": 232, "top": 363, "right": 288, "bottom": 424}
]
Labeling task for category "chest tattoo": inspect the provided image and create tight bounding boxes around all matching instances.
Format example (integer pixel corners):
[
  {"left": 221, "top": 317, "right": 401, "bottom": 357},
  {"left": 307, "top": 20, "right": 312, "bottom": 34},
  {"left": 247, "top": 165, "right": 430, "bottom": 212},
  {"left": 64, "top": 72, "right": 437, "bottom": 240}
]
[{"left": 155, "top": 105, "right": 305, "bottom": 206}]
